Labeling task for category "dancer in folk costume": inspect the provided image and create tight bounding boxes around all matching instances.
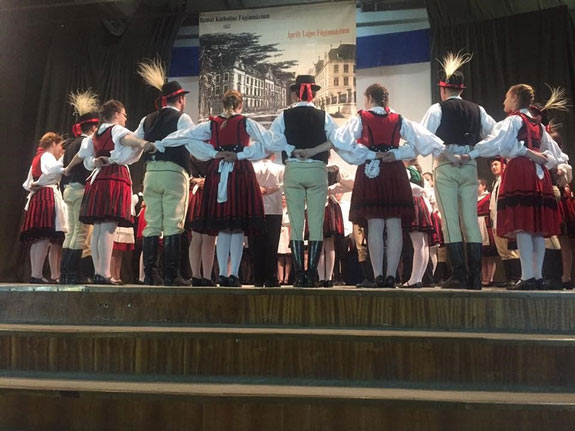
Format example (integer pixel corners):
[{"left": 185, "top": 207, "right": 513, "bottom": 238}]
[
  {"left": 21, "top": 133, "right": 66, "bottom": 283},
  {"left": 465, "top": 84, "right": 571, "bottom": 290},
  {"left": 421, "top": 51, "right": 496, "bottom": 290},
  {"left": 277, "top": 194, "right": 292, "bottom": 285},
  {"left": 155, "top": 90, "right": 272, "bottom": 287},
  {"left": 333, "top": 83, "right": 444, "bottom": 288},
  {"left": 134, "top": 59, "right": 194, "bottom": 286},
  {"left": 60, "top": 90, "right": 99, "bottom": 284},
  {"left": 78, "top": 100, "right": 152, "bottom": 284},
  {"left": 187, "top": 156, "right": 217, "bottom": 286},
  {"left": 477, "top": 178, "right": 498, "bottom": 286},
  {"left": 268, "top": 75, "right": 364, "bottom": 287},
  {"left": 402, "top": 159, "right": 435, "bottom": 288}
]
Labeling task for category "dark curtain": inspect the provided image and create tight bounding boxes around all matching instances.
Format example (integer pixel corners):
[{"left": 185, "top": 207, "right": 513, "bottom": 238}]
[
  {"left": 426, "top": 3, "right": 575, "bottom": 184},
  {"left": 0, "top": 2, "right": 184, "bottom": 281}
]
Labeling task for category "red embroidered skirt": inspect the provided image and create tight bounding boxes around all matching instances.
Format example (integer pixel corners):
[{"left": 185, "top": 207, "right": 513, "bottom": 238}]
[
  {"left": 186, "top": 185, "right": 204, "bottom": 229},
  {"left": 80, "top": 164, "right": 133, "bottom": 227},
  {"left": 20, "top": 187, "right": 64, "bottom": 243},
  {"left": 323, "top": 199, "right": 344, "bottom": 238},
  {"left": 429, "top": 212, "right": 444, "bottom": 246},
  {"left": 497, "top": 156, "right": 560, "bottom": 238},
  {"left": 191, "top": 159, "right": 264, "bottom": 235},
  {"left": 558, "top": 187, "right": 575, "bottom": 237},
  {"left": 407, "top": 195, "right": 434, "bottom": 233},
  {"left": 349, "top": 160, "right": 414, "bottom": 227}
]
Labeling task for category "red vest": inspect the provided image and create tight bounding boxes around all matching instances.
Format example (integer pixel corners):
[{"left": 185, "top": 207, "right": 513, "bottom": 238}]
[
  {"left": 359, "top": 108, "right": 402, "bottom": 150},
  {"left": 514, "top": 112, "right": 543, "bottom": 151},
  {"left": 31, "top": 148, "right": 45, "bottom": 181},
  {"left": 93, "top": 126, "right": 116, "bottom": 157},
  {"left": 209, "top": 115, "right": 250, "bottom": 151}
]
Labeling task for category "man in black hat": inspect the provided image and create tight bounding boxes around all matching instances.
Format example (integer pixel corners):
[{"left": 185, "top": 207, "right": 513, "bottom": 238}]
[
  {"left": 135, "top": 60, "right": 194, "bottom": 286},
  {"left": 269, "top": 75, "right": 345, "bottom": 287},
  {"left": 421, "top": 52, "right": 496, "bottom": 290}
]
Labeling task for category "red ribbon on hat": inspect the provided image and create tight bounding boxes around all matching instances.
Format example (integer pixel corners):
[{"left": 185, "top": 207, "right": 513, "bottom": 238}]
[
  {"left": 299, "top": 83, "right": 313, "bottom": 102},
  {"left": 71, "top": 118, "right": 99, "bottom": 137},
  {"left": 155, "top": 88, "right": 188, "bottom": 110}
]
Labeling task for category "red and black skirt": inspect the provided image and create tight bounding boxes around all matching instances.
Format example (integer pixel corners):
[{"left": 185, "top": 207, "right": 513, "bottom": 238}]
[
  {"left": 429, "top": 211, "right": 444, "bottom": 246},
  {"left": 20, "top": 187, "right": 64, "bottom": 244},
  {"left": 323, "top": 199, "right": 344, "bottom": 238},
  {"left": 186, "top": 184, "right": 204, "bottom": 230},
  {"left": 79, "top": 164, "right": 133, "bottom": 227},
  {"left": 558, "top": 187, "right": 575, "bottom": 237},
  {"left": 497, "top": 156, "right": 561, "bottom": 238},
  {"left": 407, "top": 196, "right": 434, "bottom": 233},
  {"left": 349, "top": 160, "right": 414, "bottom": 227},
  {"left": 191, "top": 159, "right": 264, "bottom": 235}
]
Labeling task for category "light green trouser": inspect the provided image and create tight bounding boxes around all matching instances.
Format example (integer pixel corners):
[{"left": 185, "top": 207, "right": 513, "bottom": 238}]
[
  {"left": 143, "top": 161, "right": 189, "bottom": 237},
  {"left": 63, "top": 184, "right": 91, "bottom": 250},
  {"left": 284, "top": 162, "right": 328, "bottom": 241},
  {"left": 433, "top": 160, "right": 481, "bottom": 244}
]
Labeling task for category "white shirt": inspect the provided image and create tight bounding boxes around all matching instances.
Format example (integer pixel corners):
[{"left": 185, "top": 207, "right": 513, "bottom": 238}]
[
  {"left": 22, "top": 152, "right": 64, "bottom": 191},
  {"left": 468, "top": 109, "right": 570, "bottom": 174},
  {"left": 252, "top": 159, "right": 284, "bottom": 215},
  {"left": 421, "top": 95, "right": 496, "bottom": 155},
  {"left": 334, "top": 106, "right": 445, "bottom": 164},
  {"left": 78, "top": 123, "right": 142, "bottom": 170},
  {"left": 133, "top": 106, "right": 195, "bottom": 139},
  {"left": 156, "top": 114, "right": 273, "bottom": 162}
]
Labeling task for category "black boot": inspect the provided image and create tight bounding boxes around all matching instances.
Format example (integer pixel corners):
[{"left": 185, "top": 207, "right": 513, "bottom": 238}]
[
  {"left": 509, "top": 258, "right": 522, "bottom": 284},
  {"left": 290, "top": 240, "right": 306, "bottom": 287},
  {"left": 66, "top": 249, "right": 83, "bottom": 285},
  {"left": 59, "top": 248, "right": 70, "bottom": 285},
  {"left": 163, "top": 234, "right": 191, "bottom": 286},
  {"left": 466, "top": 242, "right": 482, "bottom": 290},
  {"left": 356, "top": 261, "right": 375, "bottom": 288},
  {"left": 143, "top": 236, "right": 163, "bottom": 285},
  {"left": 306, "top": 240, "right": 323, "bottom": 287},
  {"left": 441, "top": 242, "right": 467, "bottom": 289}
]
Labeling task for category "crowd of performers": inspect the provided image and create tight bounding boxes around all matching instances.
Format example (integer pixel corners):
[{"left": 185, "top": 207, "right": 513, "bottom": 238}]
[{"left": 20, "top": 52, "right": 575, "bottom": 291}]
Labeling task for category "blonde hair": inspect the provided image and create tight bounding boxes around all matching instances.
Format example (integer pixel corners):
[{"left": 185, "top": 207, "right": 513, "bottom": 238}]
[
  {"left": 39, "top": 132, "right": 63, "bottom": 149},
  {"left": 509, "top": 84, "right": 535, "bottom": 109}
]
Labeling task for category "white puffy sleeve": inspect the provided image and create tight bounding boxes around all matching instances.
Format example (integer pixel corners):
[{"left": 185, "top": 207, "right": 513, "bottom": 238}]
[
  {"left": 237, "top": 119, "right": 273, "bottom": 161},
  {"left": 395, "top": 118, "right": 444, "bottom": 159},
  {"left": 78, "top": 136, "right": 96, "bottom": 171},
  {"left": 331, "top": 115, "right": 376, "bottom": 165},
  {"left": 540, "top": 128, "right": 570, "bottom": 171},
  {"left": 469, "top": 116, "right": 526, "bottom": 160}
]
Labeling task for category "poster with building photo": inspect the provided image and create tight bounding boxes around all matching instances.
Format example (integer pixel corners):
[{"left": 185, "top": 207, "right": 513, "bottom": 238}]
[{"left": 198, "top": 1, "right": 357, "bottom": 126}]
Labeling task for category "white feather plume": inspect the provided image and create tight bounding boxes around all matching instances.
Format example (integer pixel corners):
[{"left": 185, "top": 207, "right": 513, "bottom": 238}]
[
  {"left": 437, "top": 51, "right": 473, "bottom": 79},
  {"left": 137, "top": 58, "right": 166, "bottom": 91},
  {"left": 543, "top": 84, "right": 570, "bottom": 112},
  {"left": 68, "top": 89, "right": 99, "bottom": 117}
]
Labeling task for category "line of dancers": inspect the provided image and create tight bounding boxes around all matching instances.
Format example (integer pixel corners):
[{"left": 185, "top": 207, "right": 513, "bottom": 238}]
[{"left": 20, "top": 52, "right": 573, "bottom": 290}]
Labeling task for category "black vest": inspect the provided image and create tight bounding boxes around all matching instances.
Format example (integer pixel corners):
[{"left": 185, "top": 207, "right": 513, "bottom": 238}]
[
  {"left": 284, "top": 106, "right": 329, "bottom": 164},
  {"left": 143, "top": 108, "right": 190, "bottom": 174},
  {"left": 435, "top": 98, "right": 481, "bottom": 146},
  {"left": 62, "top": 136, "right": 90, "bottom": 186}
]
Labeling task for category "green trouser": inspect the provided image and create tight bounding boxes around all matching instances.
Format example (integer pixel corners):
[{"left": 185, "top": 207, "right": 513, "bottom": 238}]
[
  {"left": 433, "top": 160, "right": 481, "bottom": 244},
  {"left": 143, "top": 161, "right": 189, "bottom": 237},
  {"left": 284, "top": 162, "right": 328, "bottom": 241},
  {"left": 63, "top": 184, "right": 91, "bottom": 250}
]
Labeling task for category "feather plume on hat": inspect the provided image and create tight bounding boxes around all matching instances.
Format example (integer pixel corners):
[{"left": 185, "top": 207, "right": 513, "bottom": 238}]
[
  {"left": 542, "top": 84, "right": 570, "bottom": 112},
  {"left": 68, "top": 89, "right": 99, "bottom": 117},
  {"left": 437, "top": 51, "right": 473, "bottom": 79},
  {"left": 137, "top": 58, "right": 166, "bottom": 91}
]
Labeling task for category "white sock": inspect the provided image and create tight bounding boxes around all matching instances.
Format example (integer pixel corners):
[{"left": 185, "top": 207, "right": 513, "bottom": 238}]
[
  {"left": 30, "top": 239, "right": 50, "bottom": 279},
  {"left": 216, "top": 232, "right": 232, "bottom": 276},
  {"left": 91, "top": 223, "right": 101, "bottom": 276},
  {"left": 408, "top": 231, "right": 428, "bottom": 284},
  {"left": 430, "top": 246, "right": 438, "bottom": 275},
  {"left": 48, "top": 244, "right": 61, "bottom": 280},
  {"left": 98, "top": 221, "right": 117, "bottom": 279},
  {"left": 533, "top": 235, "right": 546, "bottom": 279},
  {"left": 189, "top": 232, "right": 202, "bottom": 278},
  {"left": 516, "top": 232, "right": 535, "bottom": 280},
  {"left": 317, "top": 243, "right": 326, "bottom": 280},
  {"left": 201, "top": 235, "right": 216, "bottom": 279},
  {"left": 229, "top": 232, "right": 244, "bottom": 277},
  {"left": 367, "top": 218, "right": 385, "bottom": 277},
  {"left": 324, "top": 237, "right": 335, "bottom": 281},
  {"left": 385, "top": 218, "right": 403, "bottom": 278}
]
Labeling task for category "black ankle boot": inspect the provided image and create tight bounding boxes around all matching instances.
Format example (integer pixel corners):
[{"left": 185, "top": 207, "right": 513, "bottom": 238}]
[
  {"left": 66, "top": 249, "right": 83, "bottom": 284},
  {"left": 441, "top": 242, "right": 467, "bottom": 289},
  {"left": 290, "top": 240, "right": 306, "bottom": 287},
  {"left": 59, "top": 248, "right": 71, "bottom": 285},
  {"left": 143, "top": 236, "right": 163, "bottom": 285},
  {"left": 306, "top": 240, "right": 323, "bottom": 287},
  {"left": 163, "top": 234, "right": 191, "bottom": 286},
  {"left": 466, "top": 242, "right": 482, "bottom": 290}
]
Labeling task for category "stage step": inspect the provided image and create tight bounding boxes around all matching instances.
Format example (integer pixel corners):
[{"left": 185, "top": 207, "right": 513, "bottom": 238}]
[
  {"left": 0, "top": 323, "right": 574, "bottom": 387},
  {"left": 1, "top": 285, "right": 575, "bottom": 333},
  {"left": 0, "top": 373, "right": 573, "bottom": 430}
]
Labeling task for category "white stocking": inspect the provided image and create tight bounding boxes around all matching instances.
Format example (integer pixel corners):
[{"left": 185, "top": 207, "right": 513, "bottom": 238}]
[
  {"left": 48, "top": 243, "right": 61, "bottom": 280},
  {"left": 324, "top": 237, "right": 335, "bottom": 281},
  {"left": 367, "top": 218, "right": 385, "bottom": 277},
  {"left": 229, "top": 232, "right": 244, "bottom": 277},
  {"left": 216, "top": 232, "right": 232, "bottom": 276},
  {"left": 408, "top": 231, "right": 428, "bottom": 284},
  {"left": 516, "top": 232, "right": 534, "bottom": 280},
  {"left": 189, "top": 232, "right": 202, "bottom": 278},
  {"left": 385, "top": 218, "right": 403, "bottom": 278},
  {"left": 430, "top": 246, "right": 438, "bottom": 275},
  {"left": 97, "top": 221, "right": 117, "bottom": 279},
  {"left": 532, "top": 235, "right": 546, "bottom": 280},
  {"left": 317, "top": 243, "right": 326, "bottom": 280},
  {"left": 91, "top": 223, "right": 101, "bottom": 276},
  {"left": 201, "top": 235, "right": 216, "bottom": 279},
  {"left": 30, "top": 239, "right": 50, "bottom": 279}
]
